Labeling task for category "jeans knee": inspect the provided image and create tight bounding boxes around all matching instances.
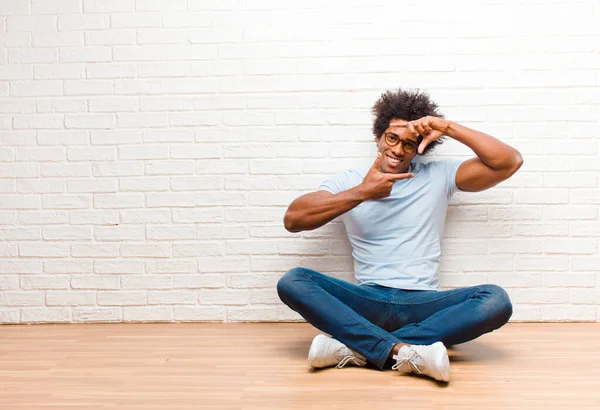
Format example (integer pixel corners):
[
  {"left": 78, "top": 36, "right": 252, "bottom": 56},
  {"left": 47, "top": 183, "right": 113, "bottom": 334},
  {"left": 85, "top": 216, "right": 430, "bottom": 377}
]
[
  {"left": 478, "top": 284, "right": 513, "bottom": 327},
  {"left": 277, "top": 267, "right": 308, "bottom": 303}
]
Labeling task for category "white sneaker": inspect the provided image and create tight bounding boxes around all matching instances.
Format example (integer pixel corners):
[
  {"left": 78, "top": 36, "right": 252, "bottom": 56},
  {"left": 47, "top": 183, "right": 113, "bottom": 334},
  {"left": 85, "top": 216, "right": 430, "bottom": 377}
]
[
  {"left": 307, "top": 334, "right": 367, "bottom": 369},
  {"left": 392, "top": 342, "right": 450, "bottom": 382}
]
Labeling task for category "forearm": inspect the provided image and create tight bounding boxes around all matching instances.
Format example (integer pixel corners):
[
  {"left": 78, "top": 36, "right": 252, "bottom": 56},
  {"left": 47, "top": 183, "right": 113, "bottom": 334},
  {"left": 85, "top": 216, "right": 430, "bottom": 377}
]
[
  {"left": 446, "top": 121, "right": 523, "bottom": 171},
  {"left": 283, "top": 187, "right": 366, "bottom": 233}
]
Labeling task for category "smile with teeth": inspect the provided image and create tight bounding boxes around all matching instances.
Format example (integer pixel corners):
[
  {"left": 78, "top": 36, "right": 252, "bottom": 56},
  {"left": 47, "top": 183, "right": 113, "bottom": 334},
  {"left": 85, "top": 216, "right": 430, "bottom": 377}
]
[{"left": 386, "top": 153, "right": 402, "bottom": 165}]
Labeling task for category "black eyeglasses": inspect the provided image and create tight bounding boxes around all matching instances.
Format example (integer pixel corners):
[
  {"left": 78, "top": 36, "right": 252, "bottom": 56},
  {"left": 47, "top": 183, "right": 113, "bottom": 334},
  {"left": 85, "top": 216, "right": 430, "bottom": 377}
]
[{"left": 383, "top": 133, "right": 419, "bottom": 154}]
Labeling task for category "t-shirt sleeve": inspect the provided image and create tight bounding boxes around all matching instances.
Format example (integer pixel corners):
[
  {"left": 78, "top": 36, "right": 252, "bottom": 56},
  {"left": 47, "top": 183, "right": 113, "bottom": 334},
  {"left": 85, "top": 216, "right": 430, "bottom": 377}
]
[
  {"left": 318, "top": 169, "right": 357, "bottom": 194},
  {"left": 437, "top": 159, "right": 464, "bottom": 199}
]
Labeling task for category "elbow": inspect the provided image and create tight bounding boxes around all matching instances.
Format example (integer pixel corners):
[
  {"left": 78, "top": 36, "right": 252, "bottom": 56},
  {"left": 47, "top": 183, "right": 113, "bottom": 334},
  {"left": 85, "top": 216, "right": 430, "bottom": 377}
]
[
  {"left": 283, "top": 211, "right": 302, "bottom": 233},
  {"left": 509, "top": 151, "right": 524, "bottom": 176}
]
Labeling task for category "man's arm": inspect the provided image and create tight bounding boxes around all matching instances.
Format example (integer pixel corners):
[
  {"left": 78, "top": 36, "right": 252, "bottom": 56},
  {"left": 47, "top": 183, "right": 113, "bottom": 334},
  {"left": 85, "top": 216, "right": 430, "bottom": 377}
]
[
  {"left": 446, "top": 122, "right": 523, "bottom": 192},
  {"left": 410, "top": 118, "right": 523, "bottom": 192},
  {"left": 283, "top": 153, "right": 414, "bottom": 232},
  {"left": 283, "top": 188, "right": 364, "bottom": 233}
]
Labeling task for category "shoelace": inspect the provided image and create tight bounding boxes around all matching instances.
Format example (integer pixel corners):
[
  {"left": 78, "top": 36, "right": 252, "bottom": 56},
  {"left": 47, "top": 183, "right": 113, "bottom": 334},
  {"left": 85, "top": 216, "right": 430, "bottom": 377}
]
[
  {"left": 334, "top": 348, "right": 366, "bottom": 368},
  {"left": 336, "top": 354, "right": 363, "bottom": 368},
  {"left": 391, "top": 348, "right": 424, "bottom": 374}
]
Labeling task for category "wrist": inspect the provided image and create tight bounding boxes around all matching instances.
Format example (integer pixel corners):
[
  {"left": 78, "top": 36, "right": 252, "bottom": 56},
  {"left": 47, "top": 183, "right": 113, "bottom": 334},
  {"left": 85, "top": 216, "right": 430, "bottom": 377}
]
[
  {"left": 445, "top": 120, "right": 458, "bottom": 138},
  {"left": 350, "top": 184, "right": 369, "bottom": 202}
]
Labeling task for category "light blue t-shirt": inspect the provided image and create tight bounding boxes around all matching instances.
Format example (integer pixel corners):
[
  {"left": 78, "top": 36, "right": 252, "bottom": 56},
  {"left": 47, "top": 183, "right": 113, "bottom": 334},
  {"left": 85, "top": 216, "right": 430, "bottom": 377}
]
[{"left": 319, "top": 158, "right": 463, "bottom": 291}]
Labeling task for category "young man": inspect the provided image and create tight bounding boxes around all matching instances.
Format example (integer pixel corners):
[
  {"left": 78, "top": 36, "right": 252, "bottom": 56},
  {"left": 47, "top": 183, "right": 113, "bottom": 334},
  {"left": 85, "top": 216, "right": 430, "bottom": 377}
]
[{"left": 277, "top": 89, "right": 523, "bottom": 383}]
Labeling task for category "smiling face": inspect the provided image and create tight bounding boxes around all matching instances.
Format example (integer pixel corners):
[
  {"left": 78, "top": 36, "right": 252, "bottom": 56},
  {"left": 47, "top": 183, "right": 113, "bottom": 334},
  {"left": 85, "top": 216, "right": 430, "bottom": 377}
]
[{"left": 376, "top": 118, "right": 420, "bottom": 174}]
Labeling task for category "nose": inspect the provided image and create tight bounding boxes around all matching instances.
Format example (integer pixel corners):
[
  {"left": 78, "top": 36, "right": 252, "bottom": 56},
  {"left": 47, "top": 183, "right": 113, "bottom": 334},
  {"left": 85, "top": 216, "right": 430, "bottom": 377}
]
[{"left": 390, "top": 141, "right": 405, "bottom": 156}]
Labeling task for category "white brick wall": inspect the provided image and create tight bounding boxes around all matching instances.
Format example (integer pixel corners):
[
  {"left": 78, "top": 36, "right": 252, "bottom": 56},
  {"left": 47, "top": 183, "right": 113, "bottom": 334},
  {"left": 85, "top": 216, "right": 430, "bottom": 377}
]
[{"left": 0, "top": 0, "right": 598, "bottom": 324}]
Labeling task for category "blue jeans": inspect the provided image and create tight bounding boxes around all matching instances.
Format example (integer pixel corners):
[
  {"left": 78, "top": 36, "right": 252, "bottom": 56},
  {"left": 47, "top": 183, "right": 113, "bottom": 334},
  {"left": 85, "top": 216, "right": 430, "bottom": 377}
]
[{"left": 277, "top": 267, "right": 512, "bottom": 370}]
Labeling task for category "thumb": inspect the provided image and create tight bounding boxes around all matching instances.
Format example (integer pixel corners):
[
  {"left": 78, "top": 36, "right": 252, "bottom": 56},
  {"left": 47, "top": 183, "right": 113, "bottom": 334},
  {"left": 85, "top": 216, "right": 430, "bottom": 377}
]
[{"left": 371, "top": 152, "right": 382, "bottom": 171}]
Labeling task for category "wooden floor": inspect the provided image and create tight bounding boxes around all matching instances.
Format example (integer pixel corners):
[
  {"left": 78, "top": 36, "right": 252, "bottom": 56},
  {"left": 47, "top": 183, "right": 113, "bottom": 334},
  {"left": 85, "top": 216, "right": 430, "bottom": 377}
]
[{"left": 1, "top": 323, "right": 599, "bottom": 409}]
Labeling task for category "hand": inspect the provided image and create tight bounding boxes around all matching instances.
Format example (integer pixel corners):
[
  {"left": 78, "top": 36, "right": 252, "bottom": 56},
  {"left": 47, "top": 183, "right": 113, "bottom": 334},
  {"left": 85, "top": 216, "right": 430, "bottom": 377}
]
[
  {"left": 359, "top": 153, "right": 414, "bottom": 200},
  {"left": 406, "top": 116, "right": 451, "bottom": 154}
]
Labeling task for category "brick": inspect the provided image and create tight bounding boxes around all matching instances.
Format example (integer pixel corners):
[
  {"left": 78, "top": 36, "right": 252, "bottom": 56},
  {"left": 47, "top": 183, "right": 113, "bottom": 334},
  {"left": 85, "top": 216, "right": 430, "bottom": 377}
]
[
  {"left": 123, "top": 306, "right": 172, "bottom": 322},
  {"left": 19, "top": 243, "right": 70, "bottom": 258},
  {"left": 41, "top": 163, "right": 92, "bottom": 177},
  {"left": 86, "top": 63, "right": 135, "bottom": 79},
  {"left": 71, "top": 275, "right": 120, "bottom": 290},
  {"left": 37, "top": 98, "right": 87, "bottom": 113},
  {"left": 0, "top": 309, "right": 20, "bottom": 324},
  {"left": 171, "top": 176, "right": 223, "bottom": 191},
  {"left": 60, "top": 47, "right": 111, "bottom": 63},
  {"left": 32, "top": 32, "right": 83, "bottom": 47},
  {"left": 13, "top": 114, "right": 63, "bottom": 129},
  {"left": 0, "top": 261, "right": 42, "bottom": 274},
  {"left": 147, "top": 226, "right": 195, "bottom": 240},
  {"left": 91, "top": 129, "right": 143, "bottom": 147},
  {"left": 121, "top": 275, "right": 172, "bottom": 290},
  {"left": 120, "top": 244, "right": 171, "bottom": 258},
  {"left": 94, "top": 260, "right": 144, "bottom": 274},
  {"left": 93, "top": 193, "right": 144, "bottom": 208},
  {"left": 73, "top": 308, "right": 121, "bottom": 322},
  {"left": 119, "top": 176, "right": 169, "bottom": 191},
  {"left": 47, "top": 291, "right": 95, "bottom": 306},
  {"left": 21, "top": 308, "right": 71, "bottom": 323},
  {"left": 44, "top": 260, "right": 92, "bottom": 274},
  {"left": 172, "top": 242, "right": 224, "bottom": 257},
  {"left": 227, "top": 306, "right": 278, "bottom": 322},
  {"left": 67, "top": 178, "right": 117, "bottom": 193},
  {"left": 173, "top": 207, "right": 223, "bottom": 223},
  {"left": 198, "top": 256, "right": 249, "bottom": 273},
  {"left": 42, "top": 194, "right": 90, "bottom": 209},
  {"left": 173, "top": 274, "right": 224, "bottom": 289},
  {"left": 199, "top": 289, "right": 250, "bottom": 305},
  {"left": 16, "top": 147, "right": 65, "bottom": 162},
  {"left": 83, "top": 0, "right": 134, "bottom": 13},
  {"left": 85, "top": 30, "right": 135, "bottom": 46},
  {"left": 97, "top": 291, "right": 146, "bottom": 306},
  {"left": 110, "top": 13, "right": 161, "bottom": 28},
  {"left": 94, "top": 225, "right": 145, "bottom": 241},
  {"left": 32, "top": 0, "right": 82, "bottom": 14},
  {"left": 43, "top": 226, "right": 92, "bottom": 241},
  {"left": 0, "top": 276, "right": 19, "bottom": 290},
  {"left": 136, "top": 0, "right": 186, "bottom": 11},
  {"left": 0, "top": 292, "right": 44, "bottom": 306},
  {"left": 89, "top": 97, "right": 138, "bottom": 112},
  {"left": 174, "top": 306, "right": 225, "bottom": 321},
  {"left": 0, "top": 227, "right": 40, "bottom": 240},
  {"left": 120, "top": 209, "right": 170, "bottom": 224},
  {"left": 7, "top": 16, "right": 56, "bottom": 32},
  {"left": 70, "top": 210, "right": 118, "bottom": 225},
  {"left": 146, "top": 260, "right": 196, "bottom": 274},
  {"left": 37, "top": 131, "right": 88, "bottom": 146},
  {"left": 543, "top": 238, "right": 597, "bottom": 255},
  {"left": 9, "top": 49, "right": 58, "bottom": 64},
  {"left": 148, "top": 291, "right": 196, "bottom": 305},
  {"left": 72, "top": 244, "right": 119, "bottom": 258},
  {"left": 58, "top": 14, "right": 109, "bottom": 31},
  {"left": 146, "top": 192, "right": 195, "bottom": 207}
]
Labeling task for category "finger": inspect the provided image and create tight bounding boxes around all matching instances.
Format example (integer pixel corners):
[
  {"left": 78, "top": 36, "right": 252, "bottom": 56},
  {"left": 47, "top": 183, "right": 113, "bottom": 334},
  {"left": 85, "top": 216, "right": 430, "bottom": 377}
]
[
  {"left": 418, "top": 138, "right": 430, "bottom": 155},
  {"left": 414, "top": 122, "right": 426, "bottom": 135},
  {"left": 371, "top": 152, "right": 382, "bottom": 171},
  {"left": 422, "top": 120, "right": 433, "bottom": 133},
  {"left": 404, "top": 122, "right": 414, "bottom": 137},
  {"left": 387, "top": 172, "right": 415, "bottom": 181}
]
